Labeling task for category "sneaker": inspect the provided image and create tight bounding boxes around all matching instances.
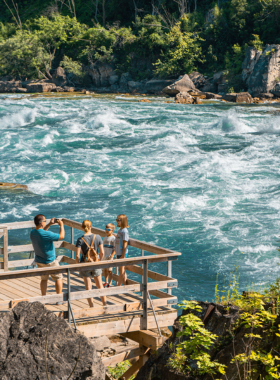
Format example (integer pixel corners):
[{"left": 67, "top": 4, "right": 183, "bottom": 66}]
[
  {"left": 103, "top": 282, "right": 108, "bottom": 287},
  {"left": 107, "top": 284, "right": 111, "bottom": 288}
]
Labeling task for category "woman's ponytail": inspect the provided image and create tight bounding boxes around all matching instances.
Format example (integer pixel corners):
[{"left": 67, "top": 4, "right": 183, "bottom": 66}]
[{"left": 82, "top": 220, "right": 92, "bottom": 233}]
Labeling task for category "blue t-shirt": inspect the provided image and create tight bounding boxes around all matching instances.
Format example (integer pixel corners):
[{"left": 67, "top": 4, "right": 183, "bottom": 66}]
[
  {"left": 30, "top": 229, "right": 60, "bottom": 264},
  {"left": 115, "top": 228, "right": 129, "bottom": 257}
]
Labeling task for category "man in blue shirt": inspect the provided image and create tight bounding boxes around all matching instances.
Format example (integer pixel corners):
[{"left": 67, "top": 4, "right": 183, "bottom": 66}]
[{"left": 30, "top": 214, "right": 65, "bottom": 295}]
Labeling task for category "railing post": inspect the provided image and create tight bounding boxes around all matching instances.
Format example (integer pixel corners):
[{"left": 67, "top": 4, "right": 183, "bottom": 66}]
[
  {"left": 67, "top": 268, "right": 71, "bottom": 324},
  {"left": 167, "top": 260, "right": 172, "bottom": 295},
  {"left": 71, "top": 227, "right": 74, "bottom": 259},
  {"left": 141, "top": 249, "right": 144, "bottom": 296},
  {"left": 3, "top": 228, "right": 8, "bottom": 272},
  {"left": 142, "top": 259, "right": 148, "bottom": 330}
]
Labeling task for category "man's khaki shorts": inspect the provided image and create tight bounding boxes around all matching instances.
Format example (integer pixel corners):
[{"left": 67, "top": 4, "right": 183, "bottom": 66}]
[{"left": 36, "top": 259, "right": 63, "bottom": 281}]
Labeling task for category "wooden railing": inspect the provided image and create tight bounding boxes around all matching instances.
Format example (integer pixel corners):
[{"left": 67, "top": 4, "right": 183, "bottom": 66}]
[{"left": 0, "top": 218, "right": 181, "bottom": 329}]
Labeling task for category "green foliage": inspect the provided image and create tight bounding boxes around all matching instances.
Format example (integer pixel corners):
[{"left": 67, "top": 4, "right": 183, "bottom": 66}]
[
  {"left": 0, "top": 30, "right": 47, "bottom": 78},
  {"left": 168, "top": 301, "right": 226, "bottom": 377},
  {"left": 60, "top": 56, "right": 83, "bottom": 78},
  {"left": 108, "top": 360, "right": 135, "bottom": 379},
  {"left": 154, "top": 17, "right": 204, "bottom": 77},
  {"left": 249, "top": 34, "right": 263, "bottom": 50}
]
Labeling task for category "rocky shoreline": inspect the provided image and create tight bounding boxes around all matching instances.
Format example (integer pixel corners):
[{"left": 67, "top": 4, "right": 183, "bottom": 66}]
[{"left": 2, "top": 44, "right": 280, "bottom": 105}]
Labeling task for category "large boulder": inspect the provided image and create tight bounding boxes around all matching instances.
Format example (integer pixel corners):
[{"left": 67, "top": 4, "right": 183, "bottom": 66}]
[
  {"left": 0, "top": 81, "right": 22, "bottom": 93},
  {"left": 223, "top": 92, "right": 252, "bottom": 103},
  {"left": 87, "top": 61, "right": 115, "bottom": 87},
  {"left": 162, "top": 74, "right": 196, "bottom": 96},
  {"left": 109, "top": 74, "right": 119, "bottom": 85},
  {"left": 145, "top": 79, "right": 174, "bottom": 94},
  {"left": 271, "top": 82, "right": 280, "bottom": 97},
  {"left": 0, "top": 302, "right": 105, "bottom": 380},
  {"left": 25, "top": 83, "right": 56, "bottom": 93},
  {"left": 175, "top": 92, "right": 194, "bottom": 104},
  {"left": 52, "top": 66, "right": 67, "bottom": 86},
  {"left": 128, "top": 80, "right": 143, "bottom": 92},
  {"left": 188, "top": 71, "right": 207, "bottom": 89},
  {"left": 243, "top": 44, "right": 280, "bottom": 97}
]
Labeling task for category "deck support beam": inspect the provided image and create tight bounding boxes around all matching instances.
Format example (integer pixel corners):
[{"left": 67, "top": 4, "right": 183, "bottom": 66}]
[
  {"left": 142, "top": 259, "right": 148, "bottom": 330},
  {"left": 3, "top": 228, "right": 8, "bottom": 272},
  {"left": 121, "top": 330, "right": 165, "bottom": 351}
]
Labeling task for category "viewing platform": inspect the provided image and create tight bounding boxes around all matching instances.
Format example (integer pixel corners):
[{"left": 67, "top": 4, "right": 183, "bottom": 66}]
[{"left": 0, "top": 218, "right": 180, "bottom": 378}]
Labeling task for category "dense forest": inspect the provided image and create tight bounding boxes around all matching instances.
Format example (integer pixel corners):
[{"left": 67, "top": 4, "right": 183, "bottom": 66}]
[{"left": 0, "top": 0, "right": 279, "bottom": 82}]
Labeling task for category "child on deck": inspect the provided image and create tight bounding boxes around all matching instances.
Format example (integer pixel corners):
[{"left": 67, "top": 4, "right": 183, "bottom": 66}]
[
  {"left": 115, "top": 214, "right": 129, "bottom": 286},
  {"left": 103, "top": 223, "right": 116, "bottom": 288}
]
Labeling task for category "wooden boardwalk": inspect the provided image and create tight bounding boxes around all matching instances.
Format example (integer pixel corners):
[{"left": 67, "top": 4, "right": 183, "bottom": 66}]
[{"left": 0, "top": 218, "right": 180, "bottom": 378}]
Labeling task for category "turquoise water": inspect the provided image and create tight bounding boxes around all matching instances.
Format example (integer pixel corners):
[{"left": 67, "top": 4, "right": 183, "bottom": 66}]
[{"left": 1, "top": 93, "right": 280, "bottom": 302}]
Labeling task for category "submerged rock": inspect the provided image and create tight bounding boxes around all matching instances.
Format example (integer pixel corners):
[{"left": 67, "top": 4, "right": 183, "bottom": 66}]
[
  {"left": 0, "top": 302, "right": 105, "bottom": 380},
  {"left": 0, "top": 182, "right": 28, "bottom": 190},
  {"left": 223, "top": 92, "right": 253, "bottom": 103}
]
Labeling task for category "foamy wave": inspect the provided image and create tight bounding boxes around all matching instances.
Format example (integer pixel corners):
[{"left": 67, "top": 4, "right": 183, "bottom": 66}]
[{"left": 0, "top": 108, "right": 36, "bottom": 128}]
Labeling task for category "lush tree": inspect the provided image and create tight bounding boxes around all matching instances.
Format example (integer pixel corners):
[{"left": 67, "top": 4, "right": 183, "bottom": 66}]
[{"left": 154, "top": 17, "right": 204, "bottom": 77}]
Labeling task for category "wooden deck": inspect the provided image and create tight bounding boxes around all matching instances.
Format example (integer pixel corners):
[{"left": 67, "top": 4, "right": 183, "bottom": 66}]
[{"left": 0, "top": 218, "right": 181, "bottom": 377}]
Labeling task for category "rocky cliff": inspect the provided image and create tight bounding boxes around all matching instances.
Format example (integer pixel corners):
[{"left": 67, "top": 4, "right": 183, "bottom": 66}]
[{"left": 0, "top": 301, "right": 105, "bottom": 380}]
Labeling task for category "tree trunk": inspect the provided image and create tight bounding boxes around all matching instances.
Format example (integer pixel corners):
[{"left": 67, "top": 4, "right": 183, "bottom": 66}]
[{"left": 102, "top": 0, "right": 105, "bottom": 26}]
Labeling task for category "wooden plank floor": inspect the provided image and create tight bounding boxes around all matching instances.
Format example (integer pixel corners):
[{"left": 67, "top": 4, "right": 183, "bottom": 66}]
[{"left": 0, "top": 272, "right": 176, "bottom": 337}]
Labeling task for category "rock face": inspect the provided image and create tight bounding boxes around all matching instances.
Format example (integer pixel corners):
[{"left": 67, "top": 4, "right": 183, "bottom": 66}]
[
  {"left": 52, "top": 66, "right": 67, "bottom": 86},
  {"left": 0, "top": 182, "right": 28, "bottom": 190},
  {"left": 88, "top": 61, "right": 115, "bottom": 87},
  {"left": 223, "top": 92, "right": 253, "bottom": 103},
  {"left": 135, "top": 300, "right": 279, "bottom": 380},
  {"left": 162, "top": 74, "right": 196, "bottom": 96},
  {"left": 242, "top": 45, "right": 280, "bottom": 97},
  {"left": 0, "top": 302, "right": 105, "bottom": 380}
]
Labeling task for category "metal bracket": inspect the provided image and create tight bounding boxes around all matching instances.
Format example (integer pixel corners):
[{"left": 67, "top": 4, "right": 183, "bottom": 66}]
[
  {"left": 167, "top": 281, "right": 177, "bottom": 288},
  {"left": 167, "top": 298, "right": 177, "bottom": 305},
  {"left": 168, "top": 257, "right": 178, "bottom": 261}
]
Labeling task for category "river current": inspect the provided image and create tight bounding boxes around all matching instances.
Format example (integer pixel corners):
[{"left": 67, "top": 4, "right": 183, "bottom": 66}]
[{"left": 1, "top": 93, "right": 280, "bottom": 302}]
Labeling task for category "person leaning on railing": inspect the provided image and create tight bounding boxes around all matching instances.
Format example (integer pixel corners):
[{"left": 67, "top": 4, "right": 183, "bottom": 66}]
[
  {"left": 115, "top": 214, "right": 129, "bottom": 286},
  {"left": 30, "top": 215, "right": 65, "bottom": 296},
  {"left": 75, "top": 220, "right": 107, "bottom": 308}
]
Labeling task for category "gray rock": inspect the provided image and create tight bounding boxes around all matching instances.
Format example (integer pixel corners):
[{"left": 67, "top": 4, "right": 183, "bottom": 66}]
[
  {"left": 218, "top": 83, "right": 228, "bottom": 93},
  {"left": 120, "top": 72, "right": 132, "bottom": 86},
  {"left": 128, "top": 80, "right": 142, "bottom": 91},
  {"left": 188, "top": 71, "right": 207, "bottom": 89},
  {"left": 109, "top": 75, "right": 119, "bottom": 85},
  {"left": 175, "top": 92, "right": 194, "bottom": 104},
  {"left": 87, "top": 61, "right": 115, "bottom": 87},
  {"left": 201, "top": 83, "right": 217, "bottom": 93},
  {"left": 145, "top": 79, "right": 174, "bottom": 94},
  {"left": 16, "top": 88, "right": 28, "bottom": 93},
  {"left": 242, "top": 46, "right": 262, "bottom": 85},
  {"left": 223, "top": 92, "right": 253, "bottom": 103},
  {"left": 0, "top": 81, "right": 22, "bottom": 93},
  {"left": 26, "top": 83, "right": 56, "bottom": 93},
  {"left": 52, "top": 66, "right": 67, "bottom": 86},
  {"left": 270, "top": 83, "right": 280, "bottom": 97},
  {"left": 243, "top": 44, "right": 280, "bottom": 96},
  {"left": 0, "top": 301, "right": 105, "bottom": 380},
  {"left": 213, "top": 71, "right": 227, "bottom": 85},
  {"left": 63, "top": 86, "right": 75, "bottom": 92},
  {"left": 91, "top": 336, "right": 111, "bottom": 351},
  {"left": 257, "top": 92, "right": 274, "bottom": 99},
  {"left": 162, "top": 74, "right": 196, "bottom": 96}
]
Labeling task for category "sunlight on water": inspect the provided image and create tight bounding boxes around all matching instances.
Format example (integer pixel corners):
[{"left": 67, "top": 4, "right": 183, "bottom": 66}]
[{"left": 1, "top": 94, "right": 280, "bottom": 301}]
